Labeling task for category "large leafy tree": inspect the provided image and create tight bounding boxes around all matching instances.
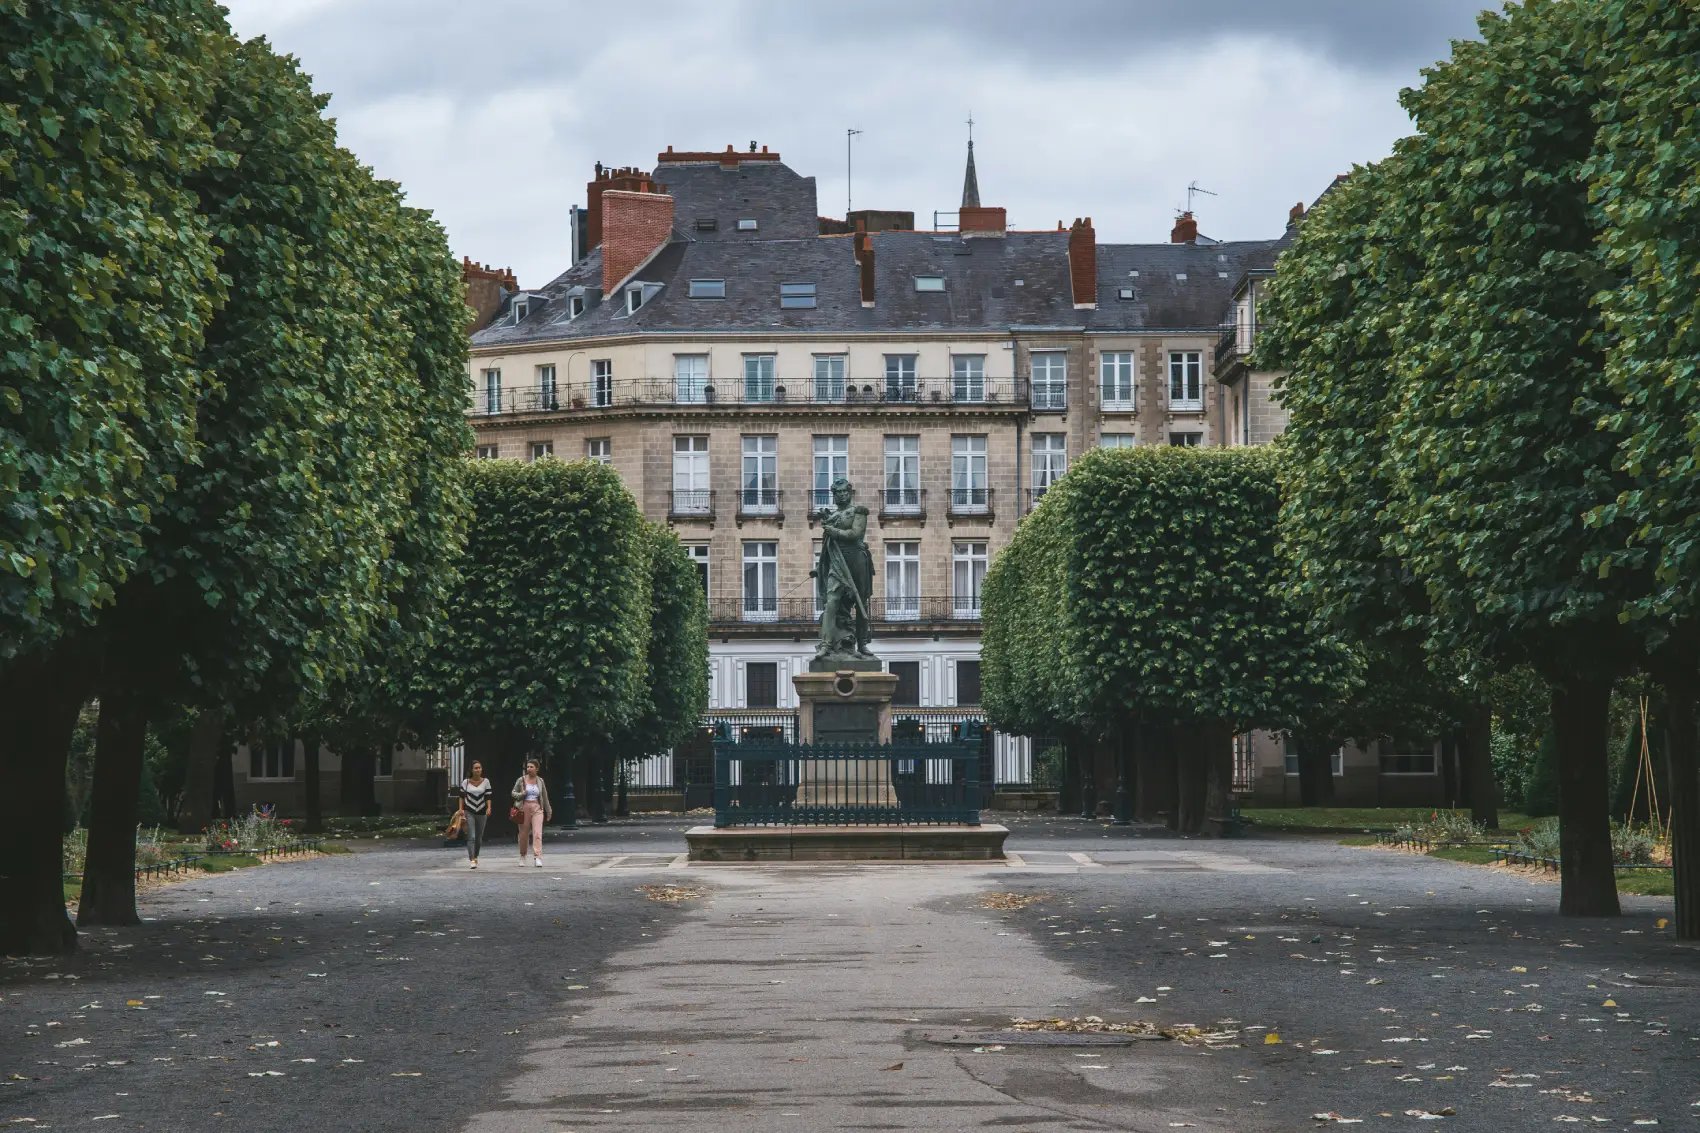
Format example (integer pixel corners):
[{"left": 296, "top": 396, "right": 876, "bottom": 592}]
[
  {"left": 76, "top": 37, "right": 472, "bottom": 926},
  {"left": 418, "top": 459, "right": 652, "bottom": 829},
  {"left": 0, "top": 0, "right": 228, "bottom": 955}
]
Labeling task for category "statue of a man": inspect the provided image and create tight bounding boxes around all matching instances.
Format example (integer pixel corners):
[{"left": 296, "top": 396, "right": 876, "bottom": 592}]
[{"left": 815, "top": 477, "right": 875, "bottom": 661}]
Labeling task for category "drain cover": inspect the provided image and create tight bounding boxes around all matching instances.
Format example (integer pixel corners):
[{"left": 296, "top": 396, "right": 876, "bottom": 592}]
[{"left": 927, "top": 1031, "right": 1153, "bottom": 1047}]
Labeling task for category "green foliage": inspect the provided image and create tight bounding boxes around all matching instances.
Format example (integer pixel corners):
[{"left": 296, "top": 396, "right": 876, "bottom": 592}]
[
  {"left": 0, "top": 2, "right": 228, "bottom": 657},
  {"left": 981, "top": 493, "right": 1085, "bottom": 736},
  {"left": 421, "top": 459, "right": 652, "bottom": 745},
  {"left": 1523, "top": 727, "right": 1561, "bottom": 818},
  {"left": 618, "top": 523, "right": 708, "bottom": 756}
]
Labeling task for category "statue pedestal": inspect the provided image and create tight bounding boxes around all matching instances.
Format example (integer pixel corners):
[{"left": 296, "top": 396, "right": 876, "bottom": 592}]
[{"left": 793, "top": 667, "right": 900, "bottom": 807}]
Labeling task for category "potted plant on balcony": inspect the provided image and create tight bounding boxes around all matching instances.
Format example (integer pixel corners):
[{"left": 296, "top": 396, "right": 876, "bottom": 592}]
[
  {"left": 571, "top": 395, "right": 585, "bottom": 409},
  {"left": 774, "top": 384, "right": 786, "bottom": 402},
  {"left": 703, "top": 383, "right": 716, "bottom": 404}
]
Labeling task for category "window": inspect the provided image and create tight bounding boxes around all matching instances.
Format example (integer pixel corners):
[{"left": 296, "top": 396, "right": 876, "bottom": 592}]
[
  {"left": 1168, "top": 350, "right": 1203, "bottom": 410},
  {"left": 953, "top": 542, "right": 988, "bottom": 617},
  {"left": 955, "top": 659, "right": 982, "bottom": 705},
  {"left": 675, "top": 354, "right": 708, "bottom": 404},
  {"left": 884, "top": 354, "right": 917, "bottom": 402},
  {"left": 694, "top": 218, "right": 718, "bottom": 233},
  {"left": 529, "top": 440, "right": 554, "bottom": 462},
  {"left": 741, "top": 434, "right": 778, "bottom": 512},
  {"left": 1031, "top": 352, "right": 1067, "bottom": 410},
  {"left": 592, "top": 358, "right": 613, "bottom": 407},
  {"left": 743, "top": 354, "right": 776, "bottom": 402},
  {"left": 626, "top": 287, "right": 645, "bottom": 314},
  {"left": 885, "top": 435, "right": 920, "bottom": 512},
  {"left": 779, "top": 282, "right": 817, "bottom": 309},
  {"left": 249, "top": 741, "right": 296, "bottom": 780},
  {"left": 1100, "top": 434, "right": 1137, "bottom": 449},
  {"left": 1117, "top": 286, "right": 1137, "bottom": 301},
  {"left": 475, "top": 444, "right": 499, "bottom": 460},
  {"left": 1380, "top": 743, "right": 1438, "bottom": 775},
  {"left": 586, "top": 438, "right": 611, "bottom": 465},
  {"left": 813, "top": 354, "right": 846, "bottom": 401},
  {"left": 1032, "top": 434, "right": 1066, "bottom": 498},
  {"left": 672, "top": 435, "right": 710, "bottom": 514},
  {"left": 952, "top": 355, "right": 985, "bottom": 403},
  {"left": 885, "top": 541, "right": 920, "bottom": 620},
  {"left": 1169, "top": 432, "right": 1202, "bottom": 447},
  {"left": 742, "top": 542, "right": 778, "bottom": 621},
  {"left": 889, "top": 661, "right": 920, "bottom": 707},
  {"left": 684, "top": 544, "right": 709, "bottom": 596},
  {"left": 1100, "top": 352, "right": 1134, "bottom": 409},
  {"left": 914, "top": 275, "right": 945, "bottom": 292},
  {"left": 482, "top": 368, "right": 502, "bottom": 414},
  {"left": 812, "top": 435, "right": 848, "bottom": 512},
  {"left": 745, "top": 662, "right": 778, "bottom": 708},
  {"left": 536, "top": 363, "right": 558, "bottom": 409},
  {"left": 376, "top": 747, "right": 394, "bottom": 777},
  {"left": 737, "top": 218, "right": 759, "bottom": 231},
  {"left": 512, "top": 298, "right": 529, "bottom": 323},
  {"left": 951, "top": 435, "right": 988, "bottom": 511},
  {"left": 568, "top": 294, "right": 585, "bottom": 319},
  {"left": 1284, "top": 746, "right": 1345, "bottom": 776},
  {"left": 688, "top": 279, "right": 725, "bottom": 299}
]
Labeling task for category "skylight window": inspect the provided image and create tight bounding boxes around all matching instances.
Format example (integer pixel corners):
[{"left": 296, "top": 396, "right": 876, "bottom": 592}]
[
  {"left": 1118, "top": 287, "right": 1137, "bottom": 301},
  {"left": 736, "top": 218, "right": 759, "bottom": 231},
  {"left": 914, "top": 276, "right": 945, "bottom": 293},
  {"left": 694, "top": 217, "right": 718, "bottom": 232},
  {"left": 689, "top": 279, "right": 726, "bottom": 299},
  {"left": 779, "top": 282, "right": 816, "bottom": 309}
]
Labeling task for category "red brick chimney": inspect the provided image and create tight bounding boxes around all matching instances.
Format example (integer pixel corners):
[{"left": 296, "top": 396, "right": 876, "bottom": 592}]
[
  {"left": 959, "top": 206, "right": 1006, "bottom": 235},
  {"left": 602, "top": 188, "right": 675, "bottom": 294},
  {"left": 462, "top": 257, "right": 518, "bottom": 331},
  {"left": 585, "top": 162, "right": 662, "bottom": 250},
  {"left": 855, "top": 230, "right": 876, "bottom": 307},
  {"left": 1068, "top": 217, "right": 1096, "bottom": 308},
  {"left": 1171, "top": 211, "right": 1199, "bottom": 244},
  {"left": 1288, "top": 201, "right": 1306, "bottom": 227}
]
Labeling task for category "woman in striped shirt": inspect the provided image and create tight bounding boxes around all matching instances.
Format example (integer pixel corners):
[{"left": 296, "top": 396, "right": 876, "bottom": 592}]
[{"left": 458, "top": 762, "right": 493, "bottom": 869}]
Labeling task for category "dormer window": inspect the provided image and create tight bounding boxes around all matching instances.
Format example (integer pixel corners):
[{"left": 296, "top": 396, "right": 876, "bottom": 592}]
[
  {"left": 569, "top": 294, "right": 585, "bottom": 318},
  {"left": 914, "top": 275, "right": 945, "bottom": 293},
  {"left": 779, "top": 282, "right": 816, "bottom": 309},
  {"left": 689, "top": 279, "right": 726, "bottom": 299},
  {"left": 627, "top": 286, "right": 644, "bottom": 314},
  {"left": 736, "top": 218, "right": 758, "bottom": 231},
  {"left": 512, "top": 298, "right": 529, "bottom": 323}
]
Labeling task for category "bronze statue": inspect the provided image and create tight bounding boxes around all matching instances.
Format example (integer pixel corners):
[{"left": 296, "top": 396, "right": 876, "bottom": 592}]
[{"left": 815, "top": 478, "right": 875, "bottom": 661}]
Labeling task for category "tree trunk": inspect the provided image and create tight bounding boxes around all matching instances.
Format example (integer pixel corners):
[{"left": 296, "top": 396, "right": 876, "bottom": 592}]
[
  {"left": 1176, "top": 724, "right": 1210, "bottom": 834},
  {"left": 0, "top": 648, "right": 89, "bottom": 955},
  {"left": 1113, "top": 727, "right": 1132, "bottom": 825},
  {"left": 1059, "top": 739, "right": 1080, "bottom": 816},
  {"left": 586, "top": 747, "right": 608, "bottom": 824},
  {"left": 1079, "top": 734, "right": 1097, "bottom": 819},
  {"left": 175, "top": 710, "right": 225, "bottom": 834},
  {"left": 1440, "top": 734, "right": 1460, "bottom": 809},
  {"left": 213, "top": 736, "right": 236, "bottom": 820},
  {"left": 302, "top": 736, "right": 323, "bottom": 834},
  {"left": 1551, "top": 677, "right": 1621, "bottom": 917},
  {"left": 1203, "top": 721, "right": 1235, "bottom": 832},
  {"left": 1296, "top": 737, "right": 1336, "bottom": 807},
  {"left": 1658, "top": 675, "right": 1700, "bottom": 941},
  {"left": 356, "top": 746, "right": 380, "bottom": 816},
  {"left": 78, "top": 685, "right": 150, "bottom": 926},
  {"left": 1460, "top": 701, "right": 1499, "bottom": 829},
  {"left": 555, "top": 736, "right": 579, "bottom": 829},
  {"left": 1134, "top": 723, "right": 1165, "bottom": 823}
]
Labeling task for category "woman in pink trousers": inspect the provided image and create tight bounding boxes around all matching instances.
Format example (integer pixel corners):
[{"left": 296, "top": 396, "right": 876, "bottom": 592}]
[{"left": 511, "top": 759, "right": 551, "bottom": 867}]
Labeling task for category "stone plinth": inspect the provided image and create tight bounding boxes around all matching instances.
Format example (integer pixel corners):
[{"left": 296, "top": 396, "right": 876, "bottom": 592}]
[
  {"left": 793, "top": 666, "right": 901, "bottom": 808},
  {"left": 686, "top": 824, "right": 1008, "bottom": 862}
]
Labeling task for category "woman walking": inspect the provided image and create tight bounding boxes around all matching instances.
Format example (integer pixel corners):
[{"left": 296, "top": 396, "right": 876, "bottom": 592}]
[
  {"left": 512, "top": 759, "right": 551, "bottom": 868},
  {"left": 458, "top": 761, "right": 492, "bottom": 869}
]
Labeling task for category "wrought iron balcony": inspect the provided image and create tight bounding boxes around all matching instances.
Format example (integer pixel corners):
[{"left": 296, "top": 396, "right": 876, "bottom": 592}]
[
  {"left": 707, "top": 595, "right": 982, "bottom": 626},
  {"left": 471, "top": 375, "right": 1032, "bottom": 414},
  {"left": 738, "top": 487, "right": 783, "bottom": 519},
  {"left": 466, "top": 383, "right": 561, "bottom": 416},
  {"left": 668, "top": 489, "right": 715, "bottom": 520},
  {"left": 947, "top": 486, "right": 993, "bottom": 517},
  {"left": 879, "top": 486, "right": 926, "bottom": 520}
]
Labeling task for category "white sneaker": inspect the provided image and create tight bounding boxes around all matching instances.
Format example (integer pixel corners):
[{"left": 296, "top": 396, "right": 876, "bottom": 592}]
[
  {"left": 469, "top": 860, "right": 477, "bottom": 869},
  {"left": 534, "top": 856, "right": 542, "bottom": 868}
]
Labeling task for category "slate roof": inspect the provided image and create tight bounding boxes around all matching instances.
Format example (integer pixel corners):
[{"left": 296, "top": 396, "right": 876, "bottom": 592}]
[
  {"left": 653, "top": 160, "right": 820, "bottom": 241},
  {"left": 471, "top": 229, "right": 1290, "bottom": 349}
]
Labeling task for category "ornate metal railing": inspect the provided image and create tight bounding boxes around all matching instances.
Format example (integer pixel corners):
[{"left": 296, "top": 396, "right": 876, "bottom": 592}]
[
  {"left": 712, "top": 725, "right": 984, "bottom": 827},
  {"left": 467, "top": 376, "right": 1031, "bottom": 416},
  {"left": 707, "top": 595, "right": 981, "bottom": 625}
]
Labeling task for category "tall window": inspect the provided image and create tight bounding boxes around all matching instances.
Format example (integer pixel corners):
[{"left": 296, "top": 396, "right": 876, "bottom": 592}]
[
  {"left": 1032, "top": 434, "right": 1066, "bottom": 498},
  {"left": 741, "top": 434, "right": 778, "bottom": 512},
  {"left": 1169, "top": 431, "right": 1202, "bottom": 447},
  {"left": 1031, "top": 352, "right": 1067, "bottom": 410},
  {"left": 951, "top": 435, "right": 988, "bottom": 511},
  {"left": 885, "top": 435, "right": 920, "bottom": 512},
  {"left": 1100, "top": 352, "right": 1134, "bottom": 409},
  {"left": 482, "top": 368, "right": 502, "bottom": 414},
  {"left": 955, "top": 660, "right": 982, "bottom": 706},
  {"left": 475, "top": 444, "right": 499, "bottom": 460},
  {"left": 884, "top": 354, "right": 917, "bottom": 402},
  {"left": 812, "top": 435, "right": 848, "bottom": 512},
  {"left": 1100, "top": 434, "right": 1137, "bottom": 449},
  {"left": 672, "top": 435, "right": 709, "bottom": 514},
  {"left": 591, "top": 358, "right": 613, "bottom": 408},
  {"left": 675, "top": 354, "right": 708, "bottom": 403},
  {"left": 952, "top": 354, "right": 985, "bottom": 403},
  {"left": 745, "top": 662, "right": 779, "bottom": 708},
  {"left": 885, "top": 541, "right": 920, "bottom": 620},
  {"left": 536, "top": 363, "right": 558, "bottom": 409},
  {"left": 889, "top": 661, "right": 920, "bottom": 707},
  {"left": 953, "top": 542, "right": 988, "bottom": 617},
  {"left": 529, "top": 440, "right": 554, "bottom": 461},
  {"left": 1168, "top": 350, "right": 1203, "bottom": 410},
  {"left": 684, "top": 544, "right": 709, "bottom": 597},
  {"left": 813, "top": 354, "right": 846, "bottom": 401},
  {"left": 586, "top": 438, "right": 611, "bottom": 465},
  {"left": 742, "top": 541, "right": 778, "bottom": 621},
  {"left": 249, "top": 741, "right": 296, "bottom": 780},
  {"left": 744, "top": 354, "right": 776, "bottom": 402}
]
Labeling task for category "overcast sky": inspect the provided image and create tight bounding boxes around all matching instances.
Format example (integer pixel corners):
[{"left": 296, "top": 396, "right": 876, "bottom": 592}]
[{"left": 221, "top": 0, "right": 1492, "bottom": 288}]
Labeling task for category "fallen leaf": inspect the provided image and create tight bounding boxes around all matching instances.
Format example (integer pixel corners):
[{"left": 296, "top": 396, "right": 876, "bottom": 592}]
[
  {"left": 882, "top": 1062, "right": 904, "bottom": 1071},
  {"left": 1265, "top": 1033, "right": 1283, "bottom": 1045}
]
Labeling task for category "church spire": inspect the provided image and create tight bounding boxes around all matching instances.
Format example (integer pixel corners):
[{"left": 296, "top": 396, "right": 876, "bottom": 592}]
[{"left": 960, "top": 114, "right": 980, "bottom": 209}]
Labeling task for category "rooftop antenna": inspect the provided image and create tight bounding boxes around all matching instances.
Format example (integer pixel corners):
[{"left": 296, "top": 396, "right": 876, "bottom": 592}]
[
  {"left": 846, "top": 128, "right": 862, "bottom": 216},
  {"left": 1184, "top": 181, "right": 1217, "bottom": 214}
]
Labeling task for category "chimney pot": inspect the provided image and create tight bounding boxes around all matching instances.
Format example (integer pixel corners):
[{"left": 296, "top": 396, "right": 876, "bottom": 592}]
[
  {"left": 1289, "top": 201, "right": 1306, "bottom": 224},
  {"left": 1170, "top": 211, "right": 1199, "bottom": 244},
  {"left": 1068, "top": 217, "right": 1097, "bottom": 308}
]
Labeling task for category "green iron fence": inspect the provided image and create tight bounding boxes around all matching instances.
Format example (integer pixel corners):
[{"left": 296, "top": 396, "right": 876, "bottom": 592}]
[{"left": 712, "top": 722, "right": 984, "bottom": 828}]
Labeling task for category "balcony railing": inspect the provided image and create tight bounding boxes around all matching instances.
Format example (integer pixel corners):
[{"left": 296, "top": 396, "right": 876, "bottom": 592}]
[
  {"left": 880, "top": 486, "right": 926, "bottom": 519},
  {"left": 708, "top": 595, "right": 982, "bottom": 626},
  {"left": 1215, "top": 322, "right": 1259, "bottom": 373},
  {"left": 947, "top": 486, "right": 993, "bottom": 517},
  {"left": 738, "top": 487, "right": 783, "bottom": 518},
  {"left": 468, "top": 376, "right": 1031, "bottom": 415},
  {"left": 669, "top": 489, "right": 715, "bottom": 520},
  {"left": 1025, "top": 485, "right": 1059, "bottom": 511}
]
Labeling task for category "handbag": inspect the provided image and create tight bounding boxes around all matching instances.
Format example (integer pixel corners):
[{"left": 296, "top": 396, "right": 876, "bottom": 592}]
[{"left": 509, "top": 805, "right": 522, "bottom": 823}]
